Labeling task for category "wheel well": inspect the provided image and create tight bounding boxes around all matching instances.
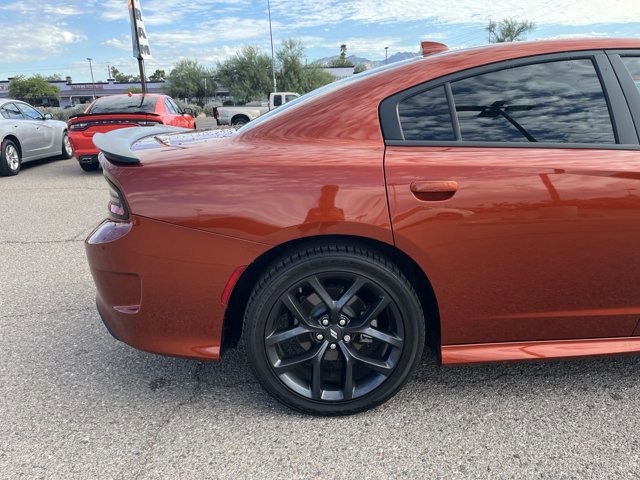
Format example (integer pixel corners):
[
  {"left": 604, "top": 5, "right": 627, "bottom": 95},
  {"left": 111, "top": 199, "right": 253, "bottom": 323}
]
[
  {"left": 2, "top": 136, "right": 21, "bottom": 156},
  {"left": 231, "top": 114, "right": 249, "bottom": 124},
  {"left": 221, "top": 235, "right": 441, "bottom": 358}
]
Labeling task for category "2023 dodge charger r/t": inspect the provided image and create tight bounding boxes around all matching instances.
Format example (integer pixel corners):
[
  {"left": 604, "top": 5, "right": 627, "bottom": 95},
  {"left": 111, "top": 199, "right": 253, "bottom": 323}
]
[
  {"left": 67, "top": 93, "right": 195, "bottom": 172},
  {"left": 0, "top": 99, "right": 72, "bottom": 176},
  {"left": 86, "top": 39, "right": 640, "bottom": 415}
]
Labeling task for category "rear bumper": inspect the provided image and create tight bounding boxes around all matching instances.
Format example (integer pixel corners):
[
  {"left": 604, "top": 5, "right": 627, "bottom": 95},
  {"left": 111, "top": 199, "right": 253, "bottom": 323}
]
[
  {"left": 68, "top": 131, "right": 98, "bottom": 158},
  {"left": 85, "top": 215, "right": 268, "bottom": 360}
]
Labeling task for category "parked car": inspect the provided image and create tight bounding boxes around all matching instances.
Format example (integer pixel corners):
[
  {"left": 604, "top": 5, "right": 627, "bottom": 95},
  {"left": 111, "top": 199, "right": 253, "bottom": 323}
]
[
  {"left": 67, "top": 93, "right": 195, "bottom": 171},
  {"left": 216, "top": 92, "right": 300, "bottom": 126},
  {"left": 0, "top": 99, "right": 72, "bottom": 176},
  {"left": 87, "top": 38, "right": 640, "bottom": 415}
]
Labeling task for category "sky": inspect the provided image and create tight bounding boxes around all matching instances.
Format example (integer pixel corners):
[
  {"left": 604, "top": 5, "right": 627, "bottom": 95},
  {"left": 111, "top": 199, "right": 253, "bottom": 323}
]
[{"left": 0, "top": 0, "right": 639, "bottom": 83}]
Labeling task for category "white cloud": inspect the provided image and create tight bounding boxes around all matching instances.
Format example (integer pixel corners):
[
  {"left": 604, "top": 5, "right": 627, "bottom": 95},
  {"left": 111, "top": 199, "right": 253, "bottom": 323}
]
[
  {"left": 0, "top": 1, "right": 82, "bottom": 16},
  {"left": 0, "top": 24, "right": 85, "bottom": 63},
  {"left": 270, "top": 0, "right": 640, "bottom": 28}
]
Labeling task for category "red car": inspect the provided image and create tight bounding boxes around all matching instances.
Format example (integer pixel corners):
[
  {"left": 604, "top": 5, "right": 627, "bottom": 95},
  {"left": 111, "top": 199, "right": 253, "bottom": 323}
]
[
  {"left": 86, "top": 39, "right": 640, "bottom": 415},
  {"left": 67, "top": 93, "right": 195, "bottom": 171}
]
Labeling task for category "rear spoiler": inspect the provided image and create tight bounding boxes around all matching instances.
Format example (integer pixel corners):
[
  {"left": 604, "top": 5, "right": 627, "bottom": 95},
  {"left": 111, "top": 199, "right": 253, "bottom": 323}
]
[{"left": 93, "top": 126, "right": 189, "bottom": 164}]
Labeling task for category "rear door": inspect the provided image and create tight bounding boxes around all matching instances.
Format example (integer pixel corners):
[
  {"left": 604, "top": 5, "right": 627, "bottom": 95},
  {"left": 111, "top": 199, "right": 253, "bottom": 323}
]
[
  {"left": 382, "top": 51, "right": 640, "bottom": 346},
  {"left": 16, "top": 102, "right": 56, "bottom": 157}
]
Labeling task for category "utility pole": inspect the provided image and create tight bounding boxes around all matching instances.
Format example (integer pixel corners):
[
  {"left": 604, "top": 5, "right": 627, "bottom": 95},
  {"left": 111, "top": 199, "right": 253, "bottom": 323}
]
[
  {"left": 385, "top": 46, "right": 389, "bottom": 65},
  {"left": 86, "top": 57, "right": 96, "bottom": 100},
  {"left": 107, "top": 64, "right": 112, "bottom": 80},
  {"left": 267, "top": 0, "right": 276, "bottom": 93}
]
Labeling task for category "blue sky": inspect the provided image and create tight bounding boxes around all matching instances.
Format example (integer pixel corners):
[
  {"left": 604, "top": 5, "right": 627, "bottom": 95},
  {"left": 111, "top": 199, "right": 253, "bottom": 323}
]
[{"left": 0, "top": 0, "right": 639, "bottom": 82}]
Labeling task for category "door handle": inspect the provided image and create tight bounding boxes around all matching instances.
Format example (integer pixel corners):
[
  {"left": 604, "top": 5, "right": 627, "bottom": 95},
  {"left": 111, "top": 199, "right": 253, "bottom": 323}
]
[{"left": 410, "top": 180, "right": 458, "bottom": 201}]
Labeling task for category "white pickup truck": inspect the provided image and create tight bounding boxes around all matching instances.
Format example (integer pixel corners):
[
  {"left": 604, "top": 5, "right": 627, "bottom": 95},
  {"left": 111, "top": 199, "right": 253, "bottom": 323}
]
[{"left": 216, "top": 92, "right": 300, "bottom": 126}]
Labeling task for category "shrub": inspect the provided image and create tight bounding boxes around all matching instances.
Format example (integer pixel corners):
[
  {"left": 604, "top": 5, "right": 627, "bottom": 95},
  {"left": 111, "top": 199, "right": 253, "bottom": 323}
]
[
  {"left": 39, "top": 106, "right": 85, "bottom": 122},
  {"left": 174, "top": 99, "right": 203, "bottom": 117}
]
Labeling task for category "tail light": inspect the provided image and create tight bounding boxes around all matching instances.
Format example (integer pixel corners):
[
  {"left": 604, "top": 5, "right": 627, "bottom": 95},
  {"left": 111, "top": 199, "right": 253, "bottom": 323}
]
[
  {"left": 107, "top": 179, "right": 129, "bottom": 220},
  {"left": 69, "top": 122, "right": 88, "bottom": 131},
  {"left": 214, "top": 108, "right": 220, "bottom": 119}
]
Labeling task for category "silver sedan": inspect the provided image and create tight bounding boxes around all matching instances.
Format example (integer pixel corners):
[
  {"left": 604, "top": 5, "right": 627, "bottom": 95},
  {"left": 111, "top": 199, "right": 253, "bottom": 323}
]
[{"left": 0, "top": 99, "right": 73, "bottom": 176}]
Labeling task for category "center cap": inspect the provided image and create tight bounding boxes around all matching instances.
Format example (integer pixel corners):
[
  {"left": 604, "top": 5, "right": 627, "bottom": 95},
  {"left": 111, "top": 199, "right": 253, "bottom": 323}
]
[{"left": 326, "top": 326, "right": 343, "bottom": 342}]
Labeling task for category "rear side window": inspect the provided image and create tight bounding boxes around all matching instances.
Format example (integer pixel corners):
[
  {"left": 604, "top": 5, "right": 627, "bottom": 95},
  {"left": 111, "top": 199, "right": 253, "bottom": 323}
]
[
  {"left": 399, "top": 85, "right": 455, "bottom": 141},
  {"left": 1, "top": 103, "right": 23, "bottom": 119},
  {"left": 621, "top": 57, "right": 640, "bottom": 92},
  {"left": 451, "top": 59, "right": 615, "bottom": 144},
  {"left": 89, "top": 96, "right": 158, "bottom": 114}
]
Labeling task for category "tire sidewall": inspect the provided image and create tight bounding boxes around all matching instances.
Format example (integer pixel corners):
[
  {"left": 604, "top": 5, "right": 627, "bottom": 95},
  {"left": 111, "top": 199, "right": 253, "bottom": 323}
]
[
  {"left": 245, "top": 250, "right": 424, "bottom": 415},
  {"left": 61, "top": 131, "right": 73, "bottom": 159}
]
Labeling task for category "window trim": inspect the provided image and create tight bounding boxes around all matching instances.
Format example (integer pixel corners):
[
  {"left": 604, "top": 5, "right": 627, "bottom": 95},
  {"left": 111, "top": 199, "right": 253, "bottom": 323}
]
[
  {"left": 380, "top": 50, "right": 638, "bottom": 149},
  {"left": 607, "top": 50, "right": 640, "bottom": 141}
]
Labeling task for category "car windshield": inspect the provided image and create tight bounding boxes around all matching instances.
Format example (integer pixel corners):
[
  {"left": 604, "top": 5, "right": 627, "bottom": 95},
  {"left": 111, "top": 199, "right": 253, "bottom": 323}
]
[
  {"left": 88, "top": 96, "right": 158, "bottom": 114},
  {"left": 239, "top": 55, "right": 423, "bottom": 133}
]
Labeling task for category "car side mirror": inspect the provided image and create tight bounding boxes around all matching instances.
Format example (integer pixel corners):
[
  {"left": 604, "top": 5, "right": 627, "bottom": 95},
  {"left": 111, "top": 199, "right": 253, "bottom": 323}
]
[
  {"left": 183, "top": 108, "right": 193, "bottom": 115},
  {"left": 43, "top": 113, "right": 53, "bottom": 120}
]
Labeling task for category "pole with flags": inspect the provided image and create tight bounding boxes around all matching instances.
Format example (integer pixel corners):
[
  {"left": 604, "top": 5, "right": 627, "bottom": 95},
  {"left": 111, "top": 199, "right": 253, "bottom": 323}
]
[{"left": 128, "top": 0, "right": 151, "bottom": 93}]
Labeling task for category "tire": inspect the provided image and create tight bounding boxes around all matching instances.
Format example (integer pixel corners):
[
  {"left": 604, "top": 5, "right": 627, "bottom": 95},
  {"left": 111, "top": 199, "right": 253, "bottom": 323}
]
[
  {"left": 231, "top": 116, "right": 249, "bottom": 127},
  {"left": 0, "top": 139, "right": 21, "bottom": 176},
  {"left": 244, "top": 244, "right": 425, "bottom": 415},
  {"left": 80, "top": 161, "right": 100, "bottom": 172},
  {"left": 61, "top": 131, "right": 73, "bottom": 159}
]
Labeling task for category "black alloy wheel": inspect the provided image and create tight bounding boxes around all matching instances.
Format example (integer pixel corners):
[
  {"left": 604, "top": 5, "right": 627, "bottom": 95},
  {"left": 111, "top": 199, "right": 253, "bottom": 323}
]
[{"left": 244, "top": 244, "right": 425, "bottom": 415}]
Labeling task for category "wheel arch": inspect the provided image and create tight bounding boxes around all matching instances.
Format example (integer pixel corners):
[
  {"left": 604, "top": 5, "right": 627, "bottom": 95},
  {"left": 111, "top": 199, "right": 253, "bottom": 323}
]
[
  {"left": 221, "top": 234, "right": 441, "bottom": 358},
  {"left": 231, "top": 114, "right": 250, "bottom": 125},
  {"left": 2, "top": 135, "right": 22, "bottom": 156}
]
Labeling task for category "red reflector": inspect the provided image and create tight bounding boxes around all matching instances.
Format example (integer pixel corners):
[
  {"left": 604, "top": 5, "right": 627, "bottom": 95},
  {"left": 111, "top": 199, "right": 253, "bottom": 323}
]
[{"left": 221, "top": 266, "right": 247, "bottom": 306}]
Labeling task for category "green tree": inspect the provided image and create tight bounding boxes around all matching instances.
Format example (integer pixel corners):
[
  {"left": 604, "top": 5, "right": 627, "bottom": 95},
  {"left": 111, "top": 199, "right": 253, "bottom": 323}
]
[
  {"left": 353, "top": 64, "right": 368, "bottom": 74},
  {"left": 164, "top": 59, "right": 213, "bottom": 104},
  {"left": 9, "top": 75, "right": 60, "bottom": 102},
  {"left": 215, "top": 46, "right": 272, "bottom": 104},
  {"left": 110, "top": 67, "right": 140, "bottom": 82},
  {"left": 149, "top": 69, "right": 166, "bottom": 81},
  {"left": 331, "top": 44, "right": 354, "bottom": 67},
  {"left": 486, "top": 18, "right": 535, "bottom": 43},
  {"left": 276, "top": 39, "right": 334, "bottom": 94},
  {"left": 45, "top": 74, "right": 63, "bottom": 81}
]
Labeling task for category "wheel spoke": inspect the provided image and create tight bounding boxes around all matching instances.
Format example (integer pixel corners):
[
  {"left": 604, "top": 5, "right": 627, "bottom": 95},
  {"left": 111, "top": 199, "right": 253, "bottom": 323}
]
[
  {"left": 311, "top": 343, "right": 328, "bottom": 400},
  {"left": 265, "top": 325, "right": 310, "bottom": 347},
  {"left": 273, "top": 344, "right": 323, "bottom": 374},
  {"left": 347, "top": 295, "right": 390, "bottom": 330},
  {"left": 358, "top": 327, "right": 403, "bottom": 348},
  {"left": 344, "top": 344, "right": 394, "bottom": 375},
  {"left": 336, "top": 277, "right": 366, "bottom": 311},
  {"left": 308, "top": 276, "right": 336, "bottom": 313},
  {"left": 281, "top": 293, "right": 322, "bottom": 331},
  {"left": 338, "top": 343, "right": 355, "bottom": 400}
]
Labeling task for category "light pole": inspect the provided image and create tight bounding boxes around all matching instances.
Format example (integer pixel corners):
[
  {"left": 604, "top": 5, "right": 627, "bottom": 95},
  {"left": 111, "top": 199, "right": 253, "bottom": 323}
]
[
  {"left": 267, "top": 0, "right": 276, "bottom": 93},
  {"left": 385, "top": 47, "right": 389, "bottom": 65},
  {"left": 86, "top": 57, "right": 96, "bottom": 100}
]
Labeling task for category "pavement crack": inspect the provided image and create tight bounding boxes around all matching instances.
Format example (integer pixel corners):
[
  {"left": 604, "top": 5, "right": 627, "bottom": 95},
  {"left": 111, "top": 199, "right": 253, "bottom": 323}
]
[
  {"left": 0, "top": 239, "right": 84, "bottom": 245},
  {"left": 128, "top": 362, "right": 205, "bottom": 480}
]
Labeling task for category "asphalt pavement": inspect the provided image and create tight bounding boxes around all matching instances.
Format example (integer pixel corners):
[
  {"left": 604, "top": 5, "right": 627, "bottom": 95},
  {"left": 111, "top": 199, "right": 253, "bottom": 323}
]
[{"left": 1, "top": 157, "right": 640, "bottom": 479}]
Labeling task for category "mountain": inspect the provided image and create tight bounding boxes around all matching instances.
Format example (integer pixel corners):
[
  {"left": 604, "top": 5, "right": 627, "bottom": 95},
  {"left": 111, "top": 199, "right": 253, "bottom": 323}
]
[{"left": 313, "top": 51, "right": 418, "bottom": 69}]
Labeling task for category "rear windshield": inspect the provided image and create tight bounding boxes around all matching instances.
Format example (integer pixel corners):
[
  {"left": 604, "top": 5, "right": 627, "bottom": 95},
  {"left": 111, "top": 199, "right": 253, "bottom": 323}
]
[{"left": 88, "top": 96, "right": 158, "bottom": 114}]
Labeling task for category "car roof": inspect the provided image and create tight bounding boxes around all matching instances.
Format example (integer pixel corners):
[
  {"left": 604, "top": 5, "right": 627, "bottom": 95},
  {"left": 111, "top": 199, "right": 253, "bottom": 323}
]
[{"left": 241, "top": 37, "right": 640, "bottom": 144}]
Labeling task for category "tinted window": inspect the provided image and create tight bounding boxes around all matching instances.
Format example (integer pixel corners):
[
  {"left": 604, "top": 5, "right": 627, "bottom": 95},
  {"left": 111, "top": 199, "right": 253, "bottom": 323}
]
[
  {"left": 17, "top": 103, "right": 43, "bottom": 120},
  {"left": 273, "top": 95, "right": 282, "bottom": 107},
  {"left": 167, "top": 97, "right": 182, "bottom": 113},
  {"left": 1, "top": 103, "right": 23, "bottom": 119},
  {"left": 164, "top": 98, "right": 177, "bottom": 114},
  {"left": 399, "top": 85, "right": 455, "bottom": 141},
  {"left": 621, "top": 57, "right": 640, "bottom": 93},
  {"left": 451, "top": 59, "right": 615, "bottom": 144},
  {"left": 88, "top": 95, "right": 158, "bottom": 114}
]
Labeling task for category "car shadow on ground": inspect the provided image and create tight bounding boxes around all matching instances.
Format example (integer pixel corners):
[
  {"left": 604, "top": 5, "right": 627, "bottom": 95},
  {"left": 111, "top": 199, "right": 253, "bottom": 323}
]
[{"left": 95, "top": 331, "right": 640, "bottom": 418}]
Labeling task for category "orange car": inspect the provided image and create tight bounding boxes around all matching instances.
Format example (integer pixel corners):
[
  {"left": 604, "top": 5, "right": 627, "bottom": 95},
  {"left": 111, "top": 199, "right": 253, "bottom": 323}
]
[
  {"left": 67, "top": 93, "right": 195, "bottom": 171},
  {"left": 86, "top": 39, "right": 640, "bottom": 415}
]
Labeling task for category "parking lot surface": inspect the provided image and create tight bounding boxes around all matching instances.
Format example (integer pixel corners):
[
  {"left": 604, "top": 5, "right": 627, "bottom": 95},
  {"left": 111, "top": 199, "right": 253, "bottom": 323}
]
[{"left": 2, "top": 157, "right": 640, "bottom": 479}]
